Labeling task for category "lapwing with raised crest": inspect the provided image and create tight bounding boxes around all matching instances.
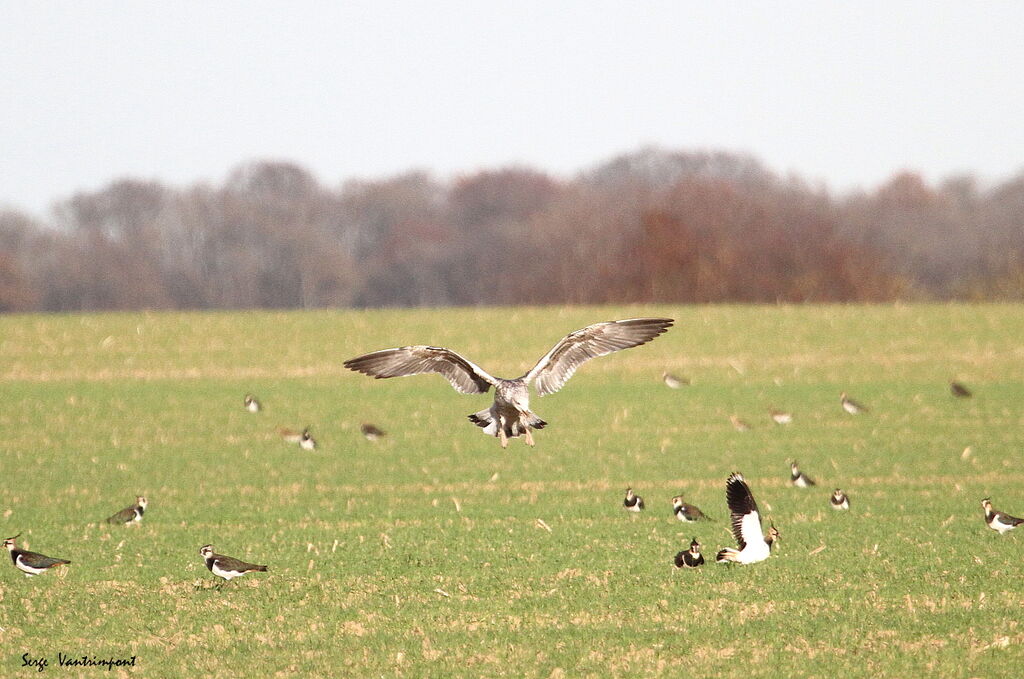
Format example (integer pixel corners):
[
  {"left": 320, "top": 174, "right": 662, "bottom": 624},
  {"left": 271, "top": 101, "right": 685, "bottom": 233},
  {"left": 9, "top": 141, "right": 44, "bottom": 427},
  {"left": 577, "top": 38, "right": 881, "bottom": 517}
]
[
  {"left": 672, "top": 496, "right": 711, "bottom": 522},
  {"left": 769, "top": 409, "right": 793, "bottom": 425},
  {"left": 360, "top": 423, "right": 386, "bottom": 441},
  {"left": 715, "top": 473, "right": 779, "bottom": 565},
  {"left": 4, "top": 534, "right": 71, "bottom": 577},
  {"left": 950, "top": 381, "right": 972, "bottom": 398},
  {"left": 790, "top": 461, "right": 816, "bottom": 488},
  {"left": 674, "top": 537, "right": 705, "bottom": 569},
  {"left": 343, "top": 318, "right": 673, "bottom": 448},
  {"left": 662, "top": 372, "right": 688, "bottom": 389},
  {"left": 840, "top": 392, "right": 868, "bottom": 415},
  {"left": 299, "top": 427, "right": 317, "bottom": 451},
  {"left": 244, "top": 394, "right": 261, "bottom": 413},
  {"left": 623, "top": 487, "right": 645, "bottom": 512},
  {"left": 199, "top": 544, "right": 268, "bottom": 586},
  {"left": 106, "top": 495, "right": 148, "bottom": 525},
  {"left": 830, "top": 489, "right": 850, "bottom": 510},
  {"left": 982, "top": 498, "right": 1024, "bottom": 534}
]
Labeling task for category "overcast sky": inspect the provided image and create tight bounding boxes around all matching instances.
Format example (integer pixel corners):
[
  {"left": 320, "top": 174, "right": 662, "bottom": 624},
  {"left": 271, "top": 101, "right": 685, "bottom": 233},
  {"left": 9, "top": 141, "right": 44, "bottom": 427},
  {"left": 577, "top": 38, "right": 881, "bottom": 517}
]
[{"left": 3, "top": 2, "right": 1023, "bottom": 218}]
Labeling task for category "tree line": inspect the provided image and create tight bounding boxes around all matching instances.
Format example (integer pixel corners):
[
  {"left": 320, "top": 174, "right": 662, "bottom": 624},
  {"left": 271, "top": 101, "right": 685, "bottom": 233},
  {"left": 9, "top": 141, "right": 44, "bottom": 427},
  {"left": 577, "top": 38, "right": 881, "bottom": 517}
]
[{"left": 1, "top": 147, "right": 1023, "bottom": 312}]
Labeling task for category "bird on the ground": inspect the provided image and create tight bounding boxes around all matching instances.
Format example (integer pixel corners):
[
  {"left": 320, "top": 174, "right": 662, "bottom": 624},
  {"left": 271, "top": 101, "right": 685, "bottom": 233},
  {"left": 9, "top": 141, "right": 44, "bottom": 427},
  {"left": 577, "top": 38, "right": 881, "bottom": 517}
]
[
  {"left": 715, "top": 473, "right": 779, "bottom": 565},
  {"left": 730, "top": 415, "right": 751, "bottom": 432},
  {"left": 623, "top": 487, "right": 645, "bottom": 512},
  {"left": 769, "top": 409, "right": 793, "bottom": 425},
  {"left": 662, "top": 372, "right": 689, "bottom": 389},
  {"left": 830, "top": 489, "right": 850, "bottom": 510},
  {"left": 982, "top": 498, "right": 1024, "bottom": 534},
  {"left": 790, "top": 461, "right": 816, "bottom": 488},
  {"left": 674, "top": 537, "right": 705, "bottom": 568},
  {"left": 950, "top": 381, "right": 972, "bottom": 398},
  {"left": 672, "top": 496, "right": 711, "bottom": 522},
  {"left": 106, "top": 495, "right": 148, "bottom": 525},
  {"left": 840, "top": 392, "right": 868, "bottom": 414},
  {"left": 4, "top": 534, "right": 71, "bottom": 577},
  {"left": 299, "top": 427, "right": 317, "bottom": 451},
  {"left": 360, "top": 423, "right": 386, "bottom": 441},
  {"left": 199, "top": 544, "right": 267, "bottom": 586},
  {"left": 343, "top": 318, "right": 673, "bottom": 448},
  {"left": 244, "top": 394, "right": 261, "bottom": 413}
]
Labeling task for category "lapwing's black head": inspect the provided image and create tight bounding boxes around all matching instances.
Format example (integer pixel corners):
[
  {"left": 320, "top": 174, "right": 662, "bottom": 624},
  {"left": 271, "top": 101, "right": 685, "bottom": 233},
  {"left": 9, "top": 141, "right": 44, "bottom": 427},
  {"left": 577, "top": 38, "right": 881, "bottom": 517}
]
[
  {"left": 982, "top": 498, "right": 993, "bottom": 511},
  {"left": 3, "top": 533, "right": 20, "bottom": 551},
  {"left": 199, "top": 544, "right": 214, "bottom": 558},
  {"left": 689, "top": 537, "right": 701, "bottom": 552},
  {"left": 136, "top": 496, "right": 148, "bottom": 508},
  {"left": 671, "top": 495, "right": 682, "bottom": 505}
]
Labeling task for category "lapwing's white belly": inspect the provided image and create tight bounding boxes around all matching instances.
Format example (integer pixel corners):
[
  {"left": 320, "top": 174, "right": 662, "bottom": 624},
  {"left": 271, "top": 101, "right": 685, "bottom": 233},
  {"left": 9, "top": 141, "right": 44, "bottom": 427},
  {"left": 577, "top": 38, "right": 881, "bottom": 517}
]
[{"left": 16, "top": 555, "right": 47, "bottom": 576}]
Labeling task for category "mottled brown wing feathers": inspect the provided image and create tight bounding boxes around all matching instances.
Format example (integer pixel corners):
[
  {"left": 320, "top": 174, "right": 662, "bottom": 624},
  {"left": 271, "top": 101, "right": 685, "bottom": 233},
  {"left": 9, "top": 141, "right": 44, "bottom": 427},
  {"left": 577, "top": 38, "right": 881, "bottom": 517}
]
[
  {"left": 526, "top": 318, "right": 674, "bottom": 396},
  {"left": 344, "top": 346, "right": 496, "bottom": 395}
]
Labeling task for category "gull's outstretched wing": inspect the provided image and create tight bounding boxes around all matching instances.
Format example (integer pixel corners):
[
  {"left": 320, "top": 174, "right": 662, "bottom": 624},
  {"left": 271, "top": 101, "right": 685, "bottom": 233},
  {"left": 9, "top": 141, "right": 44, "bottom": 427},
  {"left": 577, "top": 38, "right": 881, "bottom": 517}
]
[
  {"left": 344, "top": 346, "right": 498, "bottom": 395},
  {"left": 524, "top": 318, "right": 673, "bottom": 396},
  {"left": 725, "top": 472, "right": 764, "bottom": 551}
]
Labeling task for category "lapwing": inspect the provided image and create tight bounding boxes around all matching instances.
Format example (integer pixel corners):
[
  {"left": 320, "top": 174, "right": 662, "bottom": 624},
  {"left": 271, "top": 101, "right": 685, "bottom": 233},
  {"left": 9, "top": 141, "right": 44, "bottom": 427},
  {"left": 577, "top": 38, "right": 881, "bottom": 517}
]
[
  {"left": 674, "top": 537, "right": 705, "bottom": 568},
  {"left": 982, "top": 498, "right": 1024, "bottom": 534},
  {"left": 106, "top": 495, "right": 148, "bottom": 525},
  {"left": 344, "top": 318, "right": 673, "bottom": 448},
  {"left": 244, "top": 394, "right": 261, "bottom": 413},
  {"left": 199, "top": 544, "right": 268, "bottom": 586},
  {"left": 299, "top": 427, "right": 317, "bottom": 451},
  {"left": 4, "top": 534, "right": 71, "bottom": 577},
  {"left": 662, "top": 372, "right": 688, "bottom": 389},
  {"left": 790, "top": 461, "right": 816, "bottom": 488},
  {"left": 830, "top": 489, "right": 850, "bottom": 510},
  {"left": 715, "top": 473, "right": 779, "bottom": 565},
  {"left": 360, "top": 423, "right": 386, "bottom": 441},
  {"left": 278, "top": 427, "right": 302, "bottom": 444},
  {"left": 840, "top": 392, "right": 868, "bottom": 414},
  {"left": 623, "top": 487, "right": 645, "bottom": 512},
  {"left": 769, "top": 409, "right": 793, "bottom": 425},
  {"left": 730, "top": 415, "right": 751, "bottom": 432},
  {"left": 672, "top": 496, "right": 711, "bottom": 522},
  {"left": 950, "top": 381, "right": 973, "bottom": 398}
]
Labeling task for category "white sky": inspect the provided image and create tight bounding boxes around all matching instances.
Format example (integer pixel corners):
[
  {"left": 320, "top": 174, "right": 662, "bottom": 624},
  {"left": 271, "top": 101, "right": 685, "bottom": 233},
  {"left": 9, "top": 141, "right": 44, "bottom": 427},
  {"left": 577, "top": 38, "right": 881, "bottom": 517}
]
[{"left": 3, "top": 2, "right": 1023, "bottom": 218}]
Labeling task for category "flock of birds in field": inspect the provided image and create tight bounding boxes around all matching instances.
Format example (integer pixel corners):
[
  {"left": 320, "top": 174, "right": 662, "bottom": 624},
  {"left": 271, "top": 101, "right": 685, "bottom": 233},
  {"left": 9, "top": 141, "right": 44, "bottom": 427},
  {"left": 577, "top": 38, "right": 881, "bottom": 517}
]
[{"left": 5, "top": 318, "right": 1021, "bottom": 583}]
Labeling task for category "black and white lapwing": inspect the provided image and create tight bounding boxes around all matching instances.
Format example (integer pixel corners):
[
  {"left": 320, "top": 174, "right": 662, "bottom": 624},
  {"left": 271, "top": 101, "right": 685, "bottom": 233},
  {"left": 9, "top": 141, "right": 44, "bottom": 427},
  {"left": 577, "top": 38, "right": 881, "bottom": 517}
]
[
  {"left": 106, "top": 495, "right": 148, "bottom": 525},
  {"left": 950, "top": 381, "right": 973, "bottom": 398},
  {"left": 662, "top": 372, "right": 689, "bottom": 389},
  {"left": 982, "top": 498, "right": 1024, "bottom": 534},
  {"left": 674, "top": 537, "right": 705, "bottom": 568},
  {"left": 715, "top": 473, "right": 779, "bottom": 565},
  {"left": 730, "top": 415, "right": 751, "bottom": 432},
  {"left": 343, "top": 318, "right": 673, "bottom": 448},
  {"left": 199, "top": 544, "right": 268, "bottom": 586},
  {"left": 840, "top": 392, "right": 868, "bottom": 415},
  {"left": 360, "top": 423, "right": 386, "bottom": 441},
  {"left": 769, "top": 409, "right": 793, "bottom": 425},
  {"left": 299, "top": 427, "right": 317, "bottom": 450},
  {"left": 830, "top": 489, "right": 850, "bottom": 510},
  {"left": 623, "top": 487, "right": 645, "bottom": 512},
  {"left": 244, "top": 394, "right": 261, "bottom": 413},
  {"left": 4, "top": 534, "right": 71, "bottom": 577},
  {"left": 672, "top": 496, "right": 711, "bottom": 522},
  {"left": 790, "top": 461, "right": 816, "bottom": 487}
]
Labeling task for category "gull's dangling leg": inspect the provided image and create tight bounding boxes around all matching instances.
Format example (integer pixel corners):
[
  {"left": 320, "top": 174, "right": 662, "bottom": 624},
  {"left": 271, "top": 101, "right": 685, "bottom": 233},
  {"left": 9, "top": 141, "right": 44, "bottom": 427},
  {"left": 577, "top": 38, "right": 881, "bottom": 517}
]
[
  {"left": 498, "top": 416, "right": 508, "bottom": 448},
  {"left": 524, "top": 426, "right": 535, "bottom": 446}
]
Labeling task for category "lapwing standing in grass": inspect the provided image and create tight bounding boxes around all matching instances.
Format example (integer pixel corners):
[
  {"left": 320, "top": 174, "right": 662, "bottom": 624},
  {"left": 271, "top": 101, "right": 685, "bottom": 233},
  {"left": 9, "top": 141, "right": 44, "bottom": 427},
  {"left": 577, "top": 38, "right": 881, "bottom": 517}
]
[
  {"left": 840, "top": 392, "right": 868, "bottom": 415},
  {"left": 278, "top": 427, "right": 302, "bottom": 444},
  {"left": 950, "top": 381, "right": 973, "bottom": 398},
  {"left": 106, "top": 495, "right": 148, "bottom": 525},
  {"left": 299, "top": 427, "right": 317, "bottom": 451},
  {"left": 715, "top": 473, "right": 779, "bottom": 565},
  {"left": 662, "top": 372, "right": 689, "bottom": 389},
  {"left": 244, "top": 394, "right": 261, "bottom": 413},
  {"left": 672, "top": 496, "right": 711, "bottom": 522},
  {"left": 360, "top": 423, "right": 386, "bottom": 441},
  {"left": 769, "top": 409, "right": 793, "bottom": 425},
  {"left": 4, "top": 534, "right": 71, "bottom": 577},
  {"left": 830, "top": 489, "right": 850, "bottom": 510},
  {"left": 343, "top": 318, "right": 673, "bottom": 448},
  {"left": 790, "top": 461, "right": 816, "bottom": 488},
  {"left": 730, "top": 415, "right": 751, "bottom": 432},
  {"left": 623, "top": 488, "right": 645, "bottom": 512},
  {"left": 199, "top": 545, "right": 268, "bottom": 587},
  {"left": 981, "top": 498, "right": 1024, "bottom": 534},
  {"left": 674, "top": 537, "right": 705, "bottom": 568}
]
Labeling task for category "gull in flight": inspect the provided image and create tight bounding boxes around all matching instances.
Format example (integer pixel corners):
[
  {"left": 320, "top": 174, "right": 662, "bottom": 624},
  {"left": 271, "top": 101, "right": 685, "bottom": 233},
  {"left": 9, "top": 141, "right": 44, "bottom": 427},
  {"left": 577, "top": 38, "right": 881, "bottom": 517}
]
[{"left": 343, "top": 318, "right": 673, "bottom": 447}]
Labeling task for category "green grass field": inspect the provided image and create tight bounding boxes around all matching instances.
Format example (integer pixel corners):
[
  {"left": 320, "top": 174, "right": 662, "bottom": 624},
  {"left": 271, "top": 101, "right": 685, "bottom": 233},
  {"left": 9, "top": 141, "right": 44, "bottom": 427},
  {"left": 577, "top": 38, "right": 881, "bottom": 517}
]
[{"left": 2, "top": 304, "right": 1024, "bottom": 677}]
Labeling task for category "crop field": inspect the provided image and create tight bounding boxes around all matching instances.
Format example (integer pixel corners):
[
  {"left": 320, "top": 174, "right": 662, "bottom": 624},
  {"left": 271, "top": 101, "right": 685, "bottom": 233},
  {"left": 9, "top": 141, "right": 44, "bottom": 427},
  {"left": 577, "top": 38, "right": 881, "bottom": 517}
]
[{"left": 1, "top": 304, "right": 1024, "bottom": 677}]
